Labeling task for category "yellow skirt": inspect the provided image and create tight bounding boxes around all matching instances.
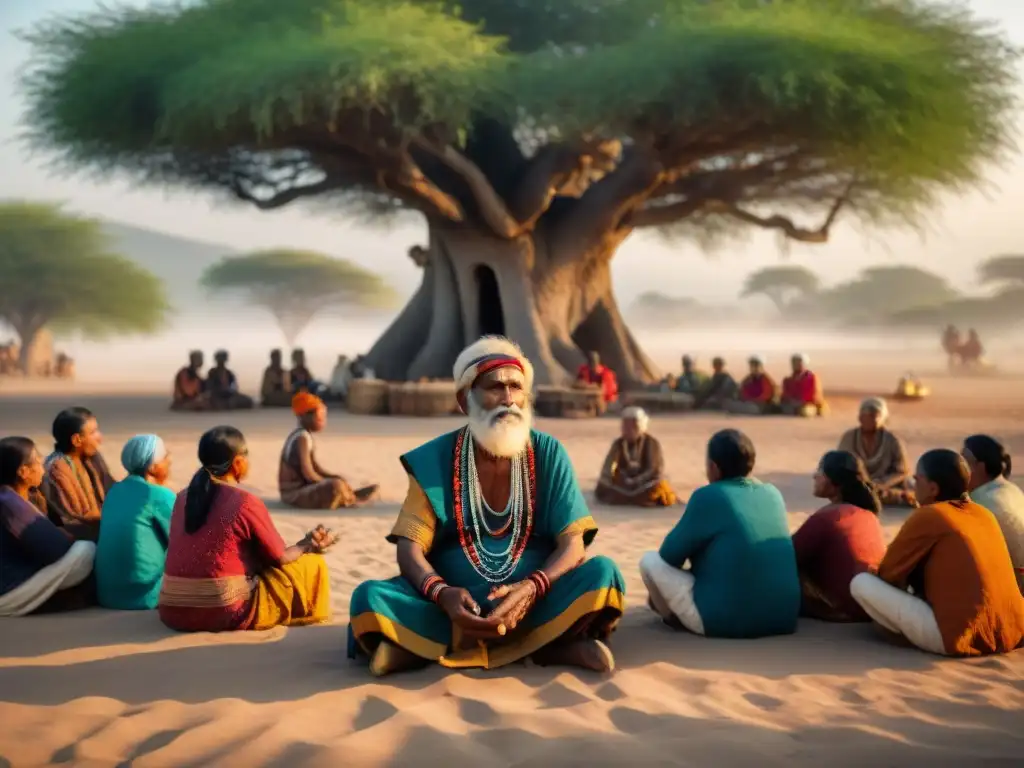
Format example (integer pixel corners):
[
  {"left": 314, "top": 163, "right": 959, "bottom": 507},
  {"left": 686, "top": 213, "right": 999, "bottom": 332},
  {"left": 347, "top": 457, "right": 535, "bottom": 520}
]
[{"left": 251, "top": 554, "right": 331, "bottom": 631}]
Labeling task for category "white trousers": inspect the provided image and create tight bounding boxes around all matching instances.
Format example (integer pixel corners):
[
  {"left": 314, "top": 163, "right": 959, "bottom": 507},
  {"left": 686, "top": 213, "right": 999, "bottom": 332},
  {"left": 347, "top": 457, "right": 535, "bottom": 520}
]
[
  {"left": 0, "top": 540, "right": 95, "bottom": 617},
  {"left": 849, "top": 572, "right": 946, "bottom": 655},
  {"left": 639, "top": 551, "right": 705, "bottom": 635}
]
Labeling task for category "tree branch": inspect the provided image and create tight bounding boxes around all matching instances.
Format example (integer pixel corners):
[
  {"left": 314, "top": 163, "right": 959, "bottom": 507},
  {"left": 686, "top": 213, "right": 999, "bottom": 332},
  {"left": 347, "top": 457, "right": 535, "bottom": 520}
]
[
  {"left": 229, "top": 177, "right": 343, "bottom": 210},
  {"left": 411, "top": 137, "right": 521, "bottom": 238},
  {"left": 709, "top": 183, "right": 853, "bottom": 243}
]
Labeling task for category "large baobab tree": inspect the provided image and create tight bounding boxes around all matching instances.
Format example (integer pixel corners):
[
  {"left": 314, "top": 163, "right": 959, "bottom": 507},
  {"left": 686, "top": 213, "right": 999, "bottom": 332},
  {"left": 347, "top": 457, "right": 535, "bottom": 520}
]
[{"left": 20, "top": 0, "right": 1018, "bottom": 386}]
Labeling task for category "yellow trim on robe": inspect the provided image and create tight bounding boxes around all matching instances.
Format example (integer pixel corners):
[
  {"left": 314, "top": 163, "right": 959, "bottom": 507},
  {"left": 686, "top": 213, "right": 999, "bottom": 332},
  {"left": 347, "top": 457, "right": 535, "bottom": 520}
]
[
  {"left": 350, "top": 611, "right": 449, "bottom": 660},
  {"left": 438, "top": 585, "right": 625, "bottom": 670},
  {"left": 388, "top": 475, "right": 437, "bottom": 553},
  {"left": 559, "top": 515, "right": 598, "bottom": 540},
  {"left": 250, "top": 554, "right": 331, "bottom": 630}
]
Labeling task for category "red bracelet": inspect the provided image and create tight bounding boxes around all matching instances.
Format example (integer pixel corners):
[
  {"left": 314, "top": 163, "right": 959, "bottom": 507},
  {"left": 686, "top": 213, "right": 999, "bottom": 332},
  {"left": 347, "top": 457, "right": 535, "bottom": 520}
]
[
  {"left": 528, "top": 570, "right": 550, "bottom": 599},
  {"left": 420, "top": 574, "right": 447, "bottom": 603}
]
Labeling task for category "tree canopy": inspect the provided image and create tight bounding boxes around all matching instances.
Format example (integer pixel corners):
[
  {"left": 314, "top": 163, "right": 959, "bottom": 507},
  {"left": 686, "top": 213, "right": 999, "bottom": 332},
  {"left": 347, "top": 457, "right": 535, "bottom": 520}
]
[
  {"left": 20, "top": 0, "right": 1019, "bottom": 244},
  {"left": 978, "top": 254, "right": 1024, "bottom": 288},
  {"left": 0, "top": 201, "right": 168, "bottom": 368},
  {"left": 810, "top": 265, "right": 958, "bottom": 324},
  {"left": 200, "top": 249, "right": 397, "bottom": 344},
  {"left": 740, "top": 265, "right": 820, "bottom": 311}
]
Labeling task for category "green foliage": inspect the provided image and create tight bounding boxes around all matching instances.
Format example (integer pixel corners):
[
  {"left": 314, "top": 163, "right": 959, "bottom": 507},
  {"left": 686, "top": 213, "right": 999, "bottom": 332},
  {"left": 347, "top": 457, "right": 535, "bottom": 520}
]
[
  {"left": 886, "top": 288, "right": 1024, "bottom": 330},
  {"left": 20, "top": 0, "right": 1018, "bottom": 233},
  {"left": 201, "top": 249, "right": 397, "bottom": 343},
  {"left": 0, "top": 201, "right": 169, "bottom": 341},
  {"left": 978, "top": 254, "right": 1024, "bottom": 287},
  {"left": 740, "top": 265, "right": 820, "bottom": 311},
  {"left": 806, "top": 265, "right": 958, "bottom": 324}
]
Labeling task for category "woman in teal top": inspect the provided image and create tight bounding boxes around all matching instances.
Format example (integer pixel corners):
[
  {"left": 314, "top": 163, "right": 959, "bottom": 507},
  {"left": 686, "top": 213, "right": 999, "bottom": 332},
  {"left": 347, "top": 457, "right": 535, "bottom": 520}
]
[
  {"left": 95, "top": 435, "right": 175, "bottom": 610},
  {"left": 640, "top": 429, "right": 800, "bottom": 638}
]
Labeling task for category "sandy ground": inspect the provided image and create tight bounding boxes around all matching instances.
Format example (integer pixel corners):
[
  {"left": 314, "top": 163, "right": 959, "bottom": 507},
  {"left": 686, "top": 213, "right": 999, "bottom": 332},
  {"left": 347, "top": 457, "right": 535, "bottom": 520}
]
[{"left": 1, "top": 355, "right": 1022, "bottom": 767}]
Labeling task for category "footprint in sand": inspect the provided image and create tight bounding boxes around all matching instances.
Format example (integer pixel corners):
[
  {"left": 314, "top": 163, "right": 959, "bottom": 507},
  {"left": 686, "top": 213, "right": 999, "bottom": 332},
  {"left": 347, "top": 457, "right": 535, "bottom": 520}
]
[
  {"left": 353, "top": 696, "right": 399, "bottom": 731},
  {"left": 743, "top": 692, "right": 784, "bottom": 712}
]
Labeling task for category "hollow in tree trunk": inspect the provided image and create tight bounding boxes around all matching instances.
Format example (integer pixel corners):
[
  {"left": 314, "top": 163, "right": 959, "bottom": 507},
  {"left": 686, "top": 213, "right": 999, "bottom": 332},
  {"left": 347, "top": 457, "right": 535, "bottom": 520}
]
[{"left": 364, "top": 220, "right": 660, "bottom": 390}]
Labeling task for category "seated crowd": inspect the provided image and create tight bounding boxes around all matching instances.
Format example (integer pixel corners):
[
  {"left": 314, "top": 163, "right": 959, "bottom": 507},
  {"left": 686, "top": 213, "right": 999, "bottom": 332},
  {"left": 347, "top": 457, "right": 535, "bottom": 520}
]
[{"left": 1, "top": 337, "right": 1022, "bottom": 673}]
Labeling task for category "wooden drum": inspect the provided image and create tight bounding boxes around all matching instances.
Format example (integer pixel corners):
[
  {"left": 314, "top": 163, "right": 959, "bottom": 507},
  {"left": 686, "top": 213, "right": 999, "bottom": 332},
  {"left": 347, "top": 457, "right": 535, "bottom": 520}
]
[
  {"left": 389, "top": 381, "right": 458, "bottom": 416},
  {"left": 621, "top": 390, "right": 695, "bottom": 413},
  {"left": 534, "top": 385, "right": 604, "bottom": 418},
  {"left": 346, "top": 379, "right": 390, "bottom": 415}
]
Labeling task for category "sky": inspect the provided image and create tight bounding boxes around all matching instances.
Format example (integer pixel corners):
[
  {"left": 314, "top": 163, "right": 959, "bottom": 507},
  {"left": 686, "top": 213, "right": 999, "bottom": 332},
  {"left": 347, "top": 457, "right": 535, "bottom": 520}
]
[{"left": 1, "top": 0, "right": 1022, "bottom": 304}]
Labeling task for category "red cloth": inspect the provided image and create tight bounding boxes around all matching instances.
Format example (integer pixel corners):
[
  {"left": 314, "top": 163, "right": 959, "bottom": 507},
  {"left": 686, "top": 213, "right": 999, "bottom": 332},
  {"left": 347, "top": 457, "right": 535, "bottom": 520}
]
[
  {"left": 792, "top": 503, "right": 886, "bottom": 621},
  {"left": 782, "top": 371, "right": 821, "bottom": 405},
  {"left": 576, "top": 363, "right": 619, "bottom": 404},
  {"left": 740, "top": 374, "right": 776, "bottom": 403},
  {"left": 159, "top": 484, "right": 287, "bottom": 632}
]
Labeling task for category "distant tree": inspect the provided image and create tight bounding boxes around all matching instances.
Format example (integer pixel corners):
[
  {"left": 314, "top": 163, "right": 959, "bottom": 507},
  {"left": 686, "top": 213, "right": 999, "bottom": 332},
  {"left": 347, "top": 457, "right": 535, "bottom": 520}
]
[
  {"left": 818, "top": 265, "right": 958, "bottom": 324},
  {"left": 20, "top": 0, "right": 1018, "bottom": 387},
  {"left": 0, "top": 201, "right": 169, "bottom": 372},
  {"left": 887, "top": 288, "right": 1024, "bottom": 330},
  {"left": 740, "top": 266, "right": 820, "bottom": 313},
  {"left": 978, "top": 254, "right": 1024, "bottom": 289},
  {"left": 200, "top": 249, "right": 397, "bottom": 345}
]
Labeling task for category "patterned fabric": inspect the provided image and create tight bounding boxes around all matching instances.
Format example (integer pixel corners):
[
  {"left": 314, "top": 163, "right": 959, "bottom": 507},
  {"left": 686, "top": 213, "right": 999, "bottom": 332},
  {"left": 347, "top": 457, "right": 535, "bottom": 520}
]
[
  {"left": 349, "top": 429, "right": 625, "bottom": 669},
  {"left": 41, "top": 452, "right": 116, "bottom": 536},
  {"left": 159, "top": 483, "right": 290, "bottom": 632}
]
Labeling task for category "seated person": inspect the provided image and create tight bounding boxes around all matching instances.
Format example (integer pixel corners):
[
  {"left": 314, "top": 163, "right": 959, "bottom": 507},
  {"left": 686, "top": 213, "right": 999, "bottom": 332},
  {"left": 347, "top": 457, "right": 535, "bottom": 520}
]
[
  {"left": 207, "top": 350, "right": 255, "bottom": 410},
  {"left": 329, "top": 354, "right": 352, "bottom": 401},
  {"left": 0, "top": 436, "right": 96, "bottom": 616},
  {"left": 941, "top": 324, "right": 962, "bottom": 369},
  {"left": 291, "top": 348, "right": 329, "bottom": 396},
  {"left": 963, "top": 435, "right": 1024, "bottom": 593},
  {"left": 693, "top": 357, "right": 738, "bottom": 410},
  {"left": 838, "top": 398, "right": 916, "bottom": 507},
  {"left": 639, "top": 429, "right": 800, "bottom": 638},
  {"left": 159, "top": 426, "right": 336, "bottom": 632},
  {"left": 850, "top": 449, "right": 1024, "bottom": 656},
  {"left": 595, "top": 407, "right": 677, "bottom": 507},
  {"left": 348, "top": 336, "right": 626, "bottom": 676},
  {"left": 41, "top": 407, "right": 116, "bottom": 541},
  {"left": 55, "top": 353, "right": 75, "bottom": 380},
  {"left": 726, "top": 356, "right": 778, "bottom": 415},
  {"left": 576, "top": 351, "right": 619, "bottom": 406},
  {"left": 674, "top": 355, "right": 707, "bottom": 395},
  {"left": 171, "top": 350, "right": 210, "bottom": 411},
  {"left": 280, "top": 392, "right": 380, "bottom": 509},
  {"left": 260, "top": 349, "right": 292, "bottom": 407},
  {"left": 95, "top": 435, "right": 175, "bottom": 610},
  {"left": 780, "top": 354, "right": 826, "bottom": 417},
  {"left": 793, "top": 451, "right": 885, "bottom": 622}
]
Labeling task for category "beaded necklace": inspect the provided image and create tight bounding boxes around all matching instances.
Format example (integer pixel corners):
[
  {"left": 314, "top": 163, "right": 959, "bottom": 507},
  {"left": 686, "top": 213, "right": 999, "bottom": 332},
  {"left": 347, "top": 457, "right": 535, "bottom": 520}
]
[{"left": 452, "top": 427, "right": 536, "bottom": 583}]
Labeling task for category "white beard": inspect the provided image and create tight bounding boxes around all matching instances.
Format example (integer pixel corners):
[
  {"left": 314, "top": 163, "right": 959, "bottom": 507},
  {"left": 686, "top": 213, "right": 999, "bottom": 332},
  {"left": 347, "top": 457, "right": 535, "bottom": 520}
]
[{"left": 467, "top": 392, "right": 533, "bottom": 458}]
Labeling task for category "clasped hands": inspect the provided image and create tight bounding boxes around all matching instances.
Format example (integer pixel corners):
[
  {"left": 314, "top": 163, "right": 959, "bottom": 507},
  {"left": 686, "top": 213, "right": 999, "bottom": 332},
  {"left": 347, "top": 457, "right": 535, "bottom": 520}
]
[
  {"left": 300, "top": 524, "right": 339, "bottom": 554},
  {"left": 437, "top": 579, "right": 540, "bottom": 642}
]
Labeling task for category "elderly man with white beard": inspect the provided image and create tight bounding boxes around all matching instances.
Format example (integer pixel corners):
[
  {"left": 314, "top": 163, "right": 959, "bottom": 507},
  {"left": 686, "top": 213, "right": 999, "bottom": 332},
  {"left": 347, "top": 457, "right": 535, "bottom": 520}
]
[{"left": 348, "top": 336, "right": 626, "bottom": 676}]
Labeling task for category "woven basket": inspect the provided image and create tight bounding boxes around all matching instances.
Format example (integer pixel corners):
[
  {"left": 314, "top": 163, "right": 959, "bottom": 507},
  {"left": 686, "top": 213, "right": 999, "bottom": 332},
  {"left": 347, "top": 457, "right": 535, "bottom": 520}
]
[
  {"left": 388, "top": 381, "right": 457, "bottom": 416},
  {"left": 534, "top": 385, "right": 603, "bottom": 418},
  {"left": 346, "top": 379, "right": 389, "bottom": 415}
]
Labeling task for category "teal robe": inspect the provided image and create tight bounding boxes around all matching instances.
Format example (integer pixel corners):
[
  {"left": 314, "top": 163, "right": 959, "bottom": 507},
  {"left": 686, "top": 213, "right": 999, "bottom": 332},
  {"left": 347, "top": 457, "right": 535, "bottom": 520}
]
[
  {"left": 348, "top": 428, "right": 625, "bottom": 669},
  {"left": 658, "top": 477, "right": 800, "bottom": 638},
  {"left": 95, "top": 475, "right": 176, "bottom": 610}
]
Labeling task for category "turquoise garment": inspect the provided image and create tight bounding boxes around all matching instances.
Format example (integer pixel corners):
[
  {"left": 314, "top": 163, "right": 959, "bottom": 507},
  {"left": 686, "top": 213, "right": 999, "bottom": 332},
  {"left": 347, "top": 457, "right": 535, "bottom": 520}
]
[
  {"left": 348, "top": 428, "right": 625, "bottom": 668},
  {"left": 95, "top": 475, "right": 176, "bottom": 610},
  {"left": 658, "top": 477, "right": 799, "bottom": 638}
]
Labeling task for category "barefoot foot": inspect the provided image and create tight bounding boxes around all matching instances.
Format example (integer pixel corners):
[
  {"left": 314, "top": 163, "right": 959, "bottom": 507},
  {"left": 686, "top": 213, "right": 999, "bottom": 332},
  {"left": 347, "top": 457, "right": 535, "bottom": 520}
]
[
  {"left": 369, "top": 640, "right": 426, "bottom": 677},
  {"left": 532, "top": 639, "right": 615, "bottom": 673}
]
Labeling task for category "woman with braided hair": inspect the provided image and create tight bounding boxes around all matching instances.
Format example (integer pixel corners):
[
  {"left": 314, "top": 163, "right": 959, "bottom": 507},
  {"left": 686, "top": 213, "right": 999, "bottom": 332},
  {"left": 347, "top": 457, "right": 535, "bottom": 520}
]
[{"left": 792, "top": 451, "right": 886, "bottom": 622}]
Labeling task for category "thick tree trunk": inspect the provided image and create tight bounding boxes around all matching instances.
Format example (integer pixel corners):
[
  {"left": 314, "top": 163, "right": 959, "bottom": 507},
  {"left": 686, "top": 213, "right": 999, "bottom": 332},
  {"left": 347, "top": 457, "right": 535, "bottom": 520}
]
[
  {"left": 13, "top": 322, "right": 46, "bottom": 376},
  {"left": 363, "top": 221, "right": 661, "bottom": 390}
]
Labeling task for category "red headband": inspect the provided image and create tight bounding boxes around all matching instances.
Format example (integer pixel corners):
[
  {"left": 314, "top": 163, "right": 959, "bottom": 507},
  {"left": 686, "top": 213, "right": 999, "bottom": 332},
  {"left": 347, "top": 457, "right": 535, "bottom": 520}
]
[{"left": 469, "top": 354, "right": 524, "bottom": 385}]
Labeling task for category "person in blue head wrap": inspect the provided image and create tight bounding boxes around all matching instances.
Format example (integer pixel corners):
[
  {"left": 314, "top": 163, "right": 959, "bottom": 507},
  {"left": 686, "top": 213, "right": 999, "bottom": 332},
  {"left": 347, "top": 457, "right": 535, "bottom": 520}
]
[{"left": 94, "top": 434, "right": 176, "bottom": 609}]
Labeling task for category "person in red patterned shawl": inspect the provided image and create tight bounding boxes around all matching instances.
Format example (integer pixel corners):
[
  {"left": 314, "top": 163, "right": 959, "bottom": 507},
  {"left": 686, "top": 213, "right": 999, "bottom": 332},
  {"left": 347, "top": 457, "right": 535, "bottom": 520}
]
[
  {"left": 781, "top": 354, "right": 827, "bottom": 417},
  {"left": 576, "top": 351, "right": 619, "bottom": 406}
]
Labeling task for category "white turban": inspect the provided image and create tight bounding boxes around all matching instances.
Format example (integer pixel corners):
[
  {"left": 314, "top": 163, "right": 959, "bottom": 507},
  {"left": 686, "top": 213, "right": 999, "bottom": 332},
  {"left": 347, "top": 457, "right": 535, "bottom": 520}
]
[
  {"left": 860, "top": 396, "right": 889, "bottom": 422},
  {"left": 749, "top": 355, "right": 765, "bottom": 366},
  {"left": 452, "top": 335, "right": 534, "bottom": 394},
  {"left": 621, "top": 406, "right": 650, "bottom": 433},
  {"left": 793, "top": 353, "right": 809, "bottom": 365}
]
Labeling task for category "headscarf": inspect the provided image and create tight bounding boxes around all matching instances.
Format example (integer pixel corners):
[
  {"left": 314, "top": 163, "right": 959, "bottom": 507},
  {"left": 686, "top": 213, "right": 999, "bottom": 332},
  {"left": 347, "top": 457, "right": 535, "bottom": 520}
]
[
  {"left": 860, "top": 396, "right": 889, "bottom": 423},
  {"left": 452, "top": 335, "right": 534, "bottom": 394},
  {"left": 621, "top": 406, "right": 650, "bottom": 433},
  {"left": 121, "top": 434, "right": 167, "bottom": 476},
  {"left": 292, "top": 391, "right": 325, "bottom": 416},
  {"left": 749, "top": 354, "right": 765, "bottom": 366},
  {"left": 793, "top": 353, "right": 809, "bottom": 365}
]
